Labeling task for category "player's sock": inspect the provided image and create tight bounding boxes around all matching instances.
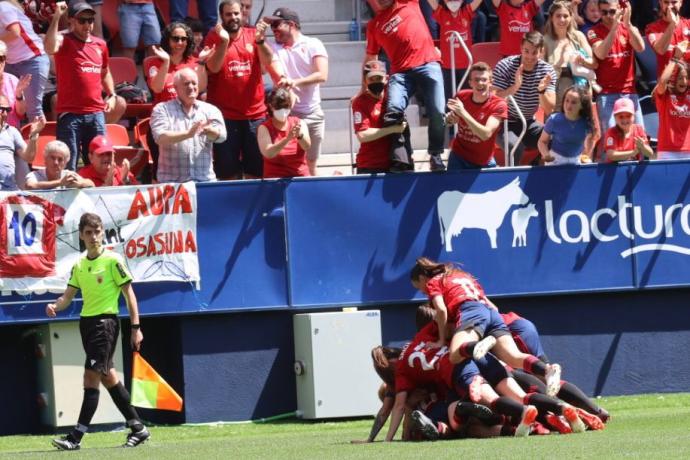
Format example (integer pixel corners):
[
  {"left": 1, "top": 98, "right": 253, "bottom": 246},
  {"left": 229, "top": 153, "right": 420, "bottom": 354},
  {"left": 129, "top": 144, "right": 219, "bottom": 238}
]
[
  {"left": 71, "top": 388, "right": 100, "bottom": 442},
  {"left": 500, "top": 424, "right": 516, "bottom": 436},
  {"left": 458, "top": 341, "right": 478, "bottom": 359},
  {"left": 491, "top": 397, "right": 524, "bottom": 422},
  {"left": 522, "top": 355, "right": 547, "bottom": 377},
  {"left": 557, "top": 381, "right": 602, "bottom": 415},
  {"left": 107, "top": 382, "right": 144, "bottom": 432},
  {"left": 524, "top": 392, "right": 564, "bottom": 415}
]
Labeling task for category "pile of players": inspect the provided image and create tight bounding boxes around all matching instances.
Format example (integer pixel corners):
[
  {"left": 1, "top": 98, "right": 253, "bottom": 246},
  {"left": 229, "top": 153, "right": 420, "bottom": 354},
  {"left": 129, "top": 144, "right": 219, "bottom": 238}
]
[{"left": 362, "top": 257, "right": 609, "bottom": 442}]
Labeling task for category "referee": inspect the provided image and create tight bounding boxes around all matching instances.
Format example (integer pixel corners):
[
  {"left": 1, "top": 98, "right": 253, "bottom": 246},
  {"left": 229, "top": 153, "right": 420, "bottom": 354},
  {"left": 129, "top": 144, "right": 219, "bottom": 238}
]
[{"left": 46, "top": 212, "right": 149, "bottom": 450}]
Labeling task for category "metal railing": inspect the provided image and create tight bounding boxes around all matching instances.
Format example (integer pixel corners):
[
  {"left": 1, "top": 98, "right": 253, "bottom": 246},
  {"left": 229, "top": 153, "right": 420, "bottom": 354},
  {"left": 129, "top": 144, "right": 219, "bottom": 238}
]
[
  {"left": 348, "top": 98, "right": 356, "bottom": 175},
  {"left": 505, "top": 95, "right": 527, "bottom": 168},
  {"left": 448, "top": 31, "right": 473, "bottom": 95}
]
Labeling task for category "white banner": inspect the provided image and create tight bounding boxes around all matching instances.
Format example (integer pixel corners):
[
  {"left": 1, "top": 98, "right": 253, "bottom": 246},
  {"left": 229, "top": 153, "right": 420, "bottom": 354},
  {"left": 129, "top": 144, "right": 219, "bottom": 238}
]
[{"left": 0, "top": 182, "right": 199, "bottom": 295}]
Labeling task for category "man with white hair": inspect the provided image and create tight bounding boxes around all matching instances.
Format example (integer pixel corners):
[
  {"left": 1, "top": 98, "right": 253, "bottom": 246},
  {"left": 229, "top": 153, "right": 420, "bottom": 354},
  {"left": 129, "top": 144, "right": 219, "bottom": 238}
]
[
  {"left": 25, "top": 140, "right": 94, "bottom": 189},
  {"left": 150, "top": 67, "right": 226, "bottom": 182},
  {"left": 1, "top": 94, "right": 43, "bottom": 190}
]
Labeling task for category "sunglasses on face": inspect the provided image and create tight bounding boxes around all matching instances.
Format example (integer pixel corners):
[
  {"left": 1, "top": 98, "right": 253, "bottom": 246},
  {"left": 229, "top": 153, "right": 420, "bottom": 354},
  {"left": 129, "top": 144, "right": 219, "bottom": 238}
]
[
  {"left": 171, "top": 35, "right": 189, "bottom": 43},
  {"left": 76, "top": 17, "right": 96, "bottom": 24},
  {"left": 601, "top": 8, "right": 618, "bottom": 16},
  {"left": 0, "top": 107, "right": 11, "bottom": 113},
  {"left": 0, "top": 56, "right": 5, "bottom": 63},
  {"left": 270, "top": 21, "right": 285, "bottom": 30}
]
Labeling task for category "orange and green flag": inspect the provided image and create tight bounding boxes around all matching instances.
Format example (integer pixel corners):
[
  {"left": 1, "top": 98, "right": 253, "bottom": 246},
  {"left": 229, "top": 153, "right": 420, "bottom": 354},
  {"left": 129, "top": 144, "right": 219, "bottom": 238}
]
[{"left": 131, "top": 352, "right": 183, "bottom": 412}]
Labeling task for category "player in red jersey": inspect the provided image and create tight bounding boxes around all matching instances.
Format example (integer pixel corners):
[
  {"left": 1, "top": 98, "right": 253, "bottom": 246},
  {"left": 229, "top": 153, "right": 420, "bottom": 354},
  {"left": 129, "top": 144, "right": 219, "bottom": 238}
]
[
  {"left": 410, "top": 257, "right": 563, "bottom": 397},
  {"left": 492, "top": 0, "right": 546, "bottom": 56}
]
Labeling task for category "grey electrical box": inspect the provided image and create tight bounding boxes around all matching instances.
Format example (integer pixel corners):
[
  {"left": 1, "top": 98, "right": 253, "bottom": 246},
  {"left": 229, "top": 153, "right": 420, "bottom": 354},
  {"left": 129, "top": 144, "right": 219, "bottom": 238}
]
[
  {"left": 37, "top": 321, "right": 125, "bottom": 427},
  {"left": 293, "top": 310, "right": 382, "bottom": 419}
]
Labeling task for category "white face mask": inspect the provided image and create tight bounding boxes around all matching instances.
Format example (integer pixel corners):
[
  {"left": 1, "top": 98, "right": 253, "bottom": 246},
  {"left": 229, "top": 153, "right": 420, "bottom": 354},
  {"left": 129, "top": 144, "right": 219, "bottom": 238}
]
[
  {"left": 273, "top": 108, "right": 290, "bottom": 122},
  {"left": 446, "top": 1, "right": 462, "bottom": 12}
]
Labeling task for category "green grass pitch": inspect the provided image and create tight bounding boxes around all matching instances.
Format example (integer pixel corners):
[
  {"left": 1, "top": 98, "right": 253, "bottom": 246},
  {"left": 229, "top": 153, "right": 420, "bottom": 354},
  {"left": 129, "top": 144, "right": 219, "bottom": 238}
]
[{"left": 2, "top": 393, "right": 690, "bottom": 459}]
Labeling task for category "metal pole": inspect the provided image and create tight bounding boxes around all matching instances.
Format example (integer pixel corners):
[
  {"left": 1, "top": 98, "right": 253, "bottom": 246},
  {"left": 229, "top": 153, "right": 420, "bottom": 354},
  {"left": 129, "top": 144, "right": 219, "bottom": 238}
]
[
  {"left": 506, "top": 95, "right": 527, "bottom": 168},
  {"left": 355, "top": 0, "right": 363, "bottom": 40},
  {"left": 447, "top": 31, "right": 473, "bottom": 95},
  {"left": 349, "top": 98, "right": 356, "bottom": 175}
]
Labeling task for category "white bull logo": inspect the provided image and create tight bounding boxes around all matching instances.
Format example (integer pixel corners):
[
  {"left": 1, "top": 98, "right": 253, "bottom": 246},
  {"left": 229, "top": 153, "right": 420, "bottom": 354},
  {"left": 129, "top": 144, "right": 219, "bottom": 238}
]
[{"left": 437, "top": 177, "right": 530, "bottom": 251}]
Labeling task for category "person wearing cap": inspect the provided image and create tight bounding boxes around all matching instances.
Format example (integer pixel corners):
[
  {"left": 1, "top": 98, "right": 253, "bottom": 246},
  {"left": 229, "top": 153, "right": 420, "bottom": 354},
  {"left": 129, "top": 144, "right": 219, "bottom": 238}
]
[
  {"left": 44, "top": 1, "right": 117, "bottom": 171},
  {"left": 445, "top": 62, "right": 508, "bottom": 170},
  {"left": 151, "top": 67, "right": 226, "bottom": 182},
  {"left": 352, "top": 60, "right": 407, "bottom": 174},
  {"left": 77, "top": 135, "right": 137, "bottom": 187},
  {"left": 364, "top": 0, "right": 446, "bottom": 172},
  {"left": 25, "top": 140, "right": 95, "bottom": 189},
  {"left": 654, "top": 55, "right": 690, "bottom": 160},
  {"left": 603, "top": 97, "right": 654, "bottom": 162},
  {"left": 205, "top": 0, "right": 283, "bottom": 180},
  {"left": 267, "top": 7, "right": 328, "bottom": 176},
  {"left": 0, "top": 94, "right": 44, "bottom": 190},
  {"left": 0, "top": 1, "right": 50, "bottom": 126}
]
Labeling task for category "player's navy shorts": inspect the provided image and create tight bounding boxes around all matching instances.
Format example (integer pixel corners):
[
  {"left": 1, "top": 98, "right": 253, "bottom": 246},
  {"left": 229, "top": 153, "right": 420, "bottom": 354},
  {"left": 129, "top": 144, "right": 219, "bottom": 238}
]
[
  {"left": 455, "top": 301, "right": 510, "bottom": 339},
  {"left": 451, "top": 359, "right": 482, "bottom": 399},
  {"left": 474, "top": 353, "right": 511, "bottom": 387},
  {"left": 508, "top": 318, "right": 548, "bottom": 362},
  {"left": 79, "top": 314, "right": 119, "bottom": 375}
]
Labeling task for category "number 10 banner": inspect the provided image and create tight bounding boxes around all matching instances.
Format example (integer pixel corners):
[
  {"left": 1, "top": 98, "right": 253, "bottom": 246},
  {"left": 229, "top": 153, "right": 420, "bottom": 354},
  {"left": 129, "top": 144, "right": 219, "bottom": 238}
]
[{"left": 0, "top": 182, "right": 200, "bottom": 295}]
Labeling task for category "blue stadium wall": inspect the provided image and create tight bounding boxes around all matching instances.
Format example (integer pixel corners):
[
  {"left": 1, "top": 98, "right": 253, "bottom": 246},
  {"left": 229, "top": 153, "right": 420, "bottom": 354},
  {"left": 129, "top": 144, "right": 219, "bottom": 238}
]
[{"left": 2, "top": 162, "right": 690, "bottom": 433}]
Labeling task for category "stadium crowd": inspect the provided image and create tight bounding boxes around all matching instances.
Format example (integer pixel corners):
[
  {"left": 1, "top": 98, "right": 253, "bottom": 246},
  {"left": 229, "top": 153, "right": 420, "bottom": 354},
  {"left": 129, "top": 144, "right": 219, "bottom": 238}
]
[{"left": 0, "top": 0, "right": 686, "bottom": 187}]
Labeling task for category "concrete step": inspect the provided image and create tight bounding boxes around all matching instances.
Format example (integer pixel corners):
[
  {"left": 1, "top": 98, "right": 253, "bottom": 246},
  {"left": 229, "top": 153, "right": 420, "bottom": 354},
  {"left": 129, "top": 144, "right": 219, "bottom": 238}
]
[
  {"left": 322, "top": 85, "right": 361, "bottom": 100},
  {"left": 261, "top": 0, "right": 359, "bottom": 23},
  {"left": 321, "top": 41, "right": 367, "bottom": 88},
  {"left": 317, "top": 150, "right": 450, "bottom": 176}
]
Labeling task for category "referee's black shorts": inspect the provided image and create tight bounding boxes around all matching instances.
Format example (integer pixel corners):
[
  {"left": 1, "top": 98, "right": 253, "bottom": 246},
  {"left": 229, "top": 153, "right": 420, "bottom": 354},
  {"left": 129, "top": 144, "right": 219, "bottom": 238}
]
[{"left": 79, "top": 314, "right": 119, "bottom": 375}]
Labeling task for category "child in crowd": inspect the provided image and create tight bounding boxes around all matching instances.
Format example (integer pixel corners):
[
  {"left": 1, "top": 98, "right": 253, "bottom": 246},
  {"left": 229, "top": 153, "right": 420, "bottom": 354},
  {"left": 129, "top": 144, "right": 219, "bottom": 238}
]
[
  {"left": 492, "top": 0, "right": 546, "bottom": 56},
  {"left": 604, "top": 97, "right": 654, "bottom": 162}
]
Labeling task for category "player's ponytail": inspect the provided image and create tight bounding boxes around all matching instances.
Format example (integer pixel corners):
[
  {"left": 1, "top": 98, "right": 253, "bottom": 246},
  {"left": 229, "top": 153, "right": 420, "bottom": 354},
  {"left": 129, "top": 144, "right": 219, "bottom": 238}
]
[
  {"left": 371, "top": 346, "right": 401, "bottom": 387},
  {"left": 410, "top": 257, "right": 449, "bottom": 282}
]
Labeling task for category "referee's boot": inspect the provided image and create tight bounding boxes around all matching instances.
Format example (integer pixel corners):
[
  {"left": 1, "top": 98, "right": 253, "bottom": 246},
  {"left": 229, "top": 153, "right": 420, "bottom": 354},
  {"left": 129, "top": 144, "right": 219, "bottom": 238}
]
[
  {"left": 52, "top": 435, "right": 81, "bottom": 451},
  {"left": 123, "top": 426, "right": 150, "bottom": 448}
]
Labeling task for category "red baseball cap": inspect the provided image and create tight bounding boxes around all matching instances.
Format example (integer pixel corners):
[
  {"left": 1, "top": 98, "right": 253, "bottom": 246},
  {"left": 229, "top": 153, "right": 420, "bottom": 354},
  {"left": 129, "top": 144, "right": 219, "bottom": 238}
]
[{"left": 89, "top": 135, "right": 115, "bottom": 155}]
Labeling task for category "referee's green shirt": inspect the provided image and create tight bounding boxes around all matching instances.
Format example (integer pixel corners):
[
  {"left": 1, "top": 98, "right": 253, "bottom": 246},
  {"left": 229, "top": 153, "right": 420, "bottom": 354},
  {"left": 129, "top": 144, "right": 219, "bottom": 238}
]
[{"left": 68, "top": 250, "right": 133, "bottom": 317}]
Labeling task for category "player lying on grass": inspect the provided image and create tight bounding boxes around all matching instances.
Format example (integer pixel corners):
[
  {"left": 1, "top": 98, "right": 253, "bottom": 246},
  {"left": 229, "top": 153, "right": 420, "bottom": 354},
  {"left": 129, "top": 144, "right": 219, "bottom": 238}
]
[{"left": 410, "top": 257, "right": 563, "bottom": 397}]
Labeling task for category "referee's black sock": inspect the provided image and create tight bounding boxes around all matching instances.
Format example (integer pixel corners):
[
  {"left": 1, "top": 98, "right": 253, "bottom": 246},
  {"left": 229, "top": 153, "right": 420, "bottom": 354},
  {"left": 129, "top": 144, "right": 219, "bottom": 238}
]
[
  {"left": 557, "top": 381, "right": 601, "bottom": 415},
  {"left": 71, "top": 388, "right": 100, "bottom": 442},
  {"left": 107, "top": 382, "right": 144, "bottom": 432}
]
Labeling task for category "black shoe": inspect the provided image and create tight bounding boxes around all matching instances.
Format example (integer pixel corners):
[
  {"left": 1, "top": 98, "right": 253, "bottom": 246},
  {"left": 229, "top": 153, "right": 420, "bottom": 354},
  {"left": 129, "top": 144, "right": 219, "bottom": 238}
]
[
  {"left": 429, "top": 155, "right": 446, "bottom": 172},
  {"left": 455, "top": 401, "right": 495, "bottom": 421},
  {"left": 411, "top": 410, "right": 439, "bottom": 441},
  {"left": 123, "top": 427, "right": 150, "bottom": 448},
  {"left": 52, "top": 435, "right": 81, "bottom": 451}
]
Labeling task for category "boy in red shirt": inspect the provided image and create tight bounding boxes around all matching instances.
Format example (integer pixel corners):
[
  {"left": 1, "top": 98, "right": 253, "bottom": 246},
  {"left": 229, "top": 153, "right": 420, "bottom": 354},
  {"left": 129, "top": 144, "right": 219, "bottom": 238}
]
[{"left": 492, "top": 0, "right": 546, "bottom": 56}]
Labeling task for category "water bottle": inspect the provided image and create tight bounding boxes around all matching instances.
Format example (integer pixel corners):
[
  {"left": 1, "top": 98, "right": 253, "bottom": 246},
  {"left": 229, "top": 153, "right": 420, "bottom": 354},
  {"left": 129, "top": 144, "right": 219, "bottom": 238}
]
[{"left": 349, "top": 18, "right": 359, "bottom": 41}]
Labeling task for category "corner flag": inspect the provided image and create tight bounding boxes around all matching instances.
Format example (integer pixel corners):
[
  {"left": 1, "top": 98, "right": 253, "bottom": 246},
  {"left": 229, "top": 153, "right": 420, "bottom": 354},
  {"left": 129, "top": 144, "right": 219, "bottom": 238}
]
[{"left": 131, "top": 352, "right": 183, "bottom": 412}]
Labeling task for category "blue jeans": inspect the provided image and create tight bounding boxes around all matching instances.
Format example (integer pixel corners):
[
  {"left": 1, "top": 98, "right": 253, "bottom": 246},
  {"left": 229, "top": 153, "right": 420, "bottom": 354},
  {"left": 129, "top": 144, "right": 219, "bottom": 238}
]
[
  {"left": 447, "top": 152, "right": 497, "bottom": 170},
  {"left": 5, "top": 54, "right": 50, "bottom": 120},
  {"left": 386, "top": 61, "right": 446, "bottom": 159},
  {"left": 57, "top": 112, "right": 106, "bottom": 171},
  {"left": 118, "top": 3, "right": 161, "bottom": 48},
  {"left": 170, "top": 0, "right": 217, "bottom": 33}
]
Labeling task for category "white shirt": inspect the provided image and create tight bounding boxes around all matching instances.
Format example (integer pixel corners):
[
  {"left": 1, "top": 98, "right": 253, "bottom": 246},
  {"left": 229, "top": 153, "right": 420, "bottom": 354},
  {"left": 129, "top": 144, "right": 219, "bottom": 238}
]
[
  {"left": 270, "top": 33, "right": 328, "bottom": 115},
  {"left": 0, "top": 3, "right": 45, "bottom": 64}
]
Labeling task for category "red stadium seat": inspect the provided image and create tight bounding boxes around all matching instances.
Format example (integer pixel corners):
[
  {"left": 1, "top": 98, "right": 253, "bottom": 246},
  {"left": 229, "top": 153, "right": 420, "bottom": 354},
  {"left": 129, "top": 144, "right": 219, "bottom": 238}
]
[
  {"left": 21, "top": 122, "right": 57, "bottom": 169},
  {"left": 470, "top": 42, "right": 503, "bottom": 69},
  {"left": 106, "top": 123, "right": 131, "bottom": 147},
  {"left": 110, "top": 57, "right": 138, "bottom": 85}
]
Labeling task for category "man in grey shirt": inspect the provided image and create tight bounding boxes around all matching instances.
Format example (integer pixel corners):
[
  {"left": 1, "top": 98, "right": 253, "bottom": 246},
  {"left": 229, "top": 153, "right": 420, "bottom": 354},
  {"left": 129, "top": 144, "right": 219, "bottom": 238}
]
[
  {"left": 0, "top": 95, "right": 43, "bottom": 190},
  {"left": 151, "top": 68, "right": 227, "bottom": 183}
]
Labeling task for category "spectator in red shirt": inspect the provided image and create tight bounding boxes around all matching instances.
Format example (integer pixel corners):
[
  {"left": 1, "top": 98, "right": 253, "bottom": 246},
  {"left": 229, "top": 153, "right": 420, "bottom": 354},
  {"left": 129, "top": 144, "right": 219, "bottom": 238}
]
[
  {"left": 206, "top": 0, "right": 282, "bottom": 180},
  {"left": 604, "top": 97, "right": 654, "bottom": 162},
  {"left": 352, "top": 60, "right": 407, "bottom": 174},
  {"left": 645, "top": 0, "right": 690, "bottom": 80},
  {"left": 365, "top": 0, "right": 447, "bottom": 172},
  {"left": 78, "top": 135, "right": 137, "bottom": 187},
  {"left": 445, "top": 62, "right": 508, "bottom": 169},
  {"left": 492, "top": 0, "right": 546, "bottom": 57},
  {"left": 654, "top": 56, "right": 690, "bottom": 159},
  {"left": 44, "top": 2, "right": 116, "bottom": 171},
  {"left": 257, "top": 87, "right": 311, "bottom": 178},
  {"left": 426, "top": 0, "right": 483, "bottom": 102},
  {"left": 587, "top": 0, "right": 645, "bottom": 138}
]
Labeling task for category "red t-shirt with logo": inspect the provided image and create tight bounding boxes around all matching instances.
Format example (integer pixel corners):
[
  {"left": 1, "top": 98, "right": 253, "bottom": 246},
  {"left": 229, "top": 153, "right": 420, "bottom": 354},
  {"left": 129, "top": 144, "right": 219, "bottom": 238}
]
[
  {"left": 145, "top": 57, "right": 199, "bottom": 106},
  {"left": 395, "top": 322, "right": 453, "bottom": 397},
  {"left": 77, "top": 164, "right": 138, "bottom": 187},
  {"left": 433, "top": 6, "right": 475, "bottom": 69},
  {"left": 497, "top": 0, "right": 539, "bottom": 56},
  {"left": 425, "top": 269, "right": 487, "bottom": 325},
  {"left": 261, "top": 116, "right": 310, "bottom": 178},
  {"left": 603, "top": 124, "right": 648, "bottom": 161},
  {"left": 54, "top": 33, "right": 109, "bottom": 114},
  {"left": 0, "top": 194, "right": 65, "bottom": 278},
  {"left": 352, "top": 92, "right": 391, "bottom": 171},
  {"left": 645, "top": 18, "right": 690, "bottom": 79},
  {"left": 655, "top": 89, "right": 690, "bottom": 152},
  {"left": 204, "top": 27, "right": 266, "bottom": 120},
  {"left": 587, "top": 23, "right": 636, "bottom": 94},
  {"left": 366, "top": 0, "right": 440, "bottom": 74},
  {"left": 450, "top": 90, "right": 508, "bottom": 166}
]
